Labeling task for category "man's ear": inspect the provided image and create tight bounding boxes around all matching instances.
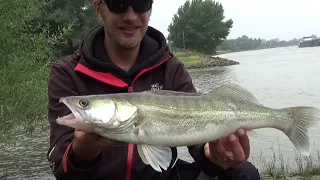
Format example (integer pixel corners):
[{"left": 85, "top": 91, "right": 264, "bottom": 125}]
[
  {"left": 94, "top": 0, "right": 100, "bottom": 13},
  {"left": 148, "top": 8, "right": 152, "bottom": 20},
  {"left": 93, "top": 0, "right": 102, "bottom": 20}
]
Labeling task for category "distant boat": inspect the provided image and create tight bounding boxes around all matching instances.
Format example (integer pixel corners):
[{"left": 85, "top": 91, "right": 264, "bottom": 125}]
[{"left": 298, "top": 36, "right": 320, "bottom": 48}]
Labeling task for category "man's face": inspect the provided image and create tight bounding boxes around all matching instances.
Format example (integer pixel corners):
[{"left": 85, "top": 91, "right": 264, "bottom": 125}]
[{"left": 97, "top": 0, "right": 152, "bottom": 49}]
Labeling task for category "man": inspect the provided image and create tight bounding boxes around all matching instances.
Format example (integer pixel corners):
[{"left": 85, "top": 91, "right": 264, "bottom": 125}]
[{"left": 46, "top": 0, "right": 260, "bottom": 179}]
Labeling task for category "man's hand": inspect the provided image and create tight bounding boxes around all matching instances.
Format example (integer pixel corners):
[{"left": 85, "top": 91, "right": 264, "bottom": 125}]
[
  {"left": 204, "top": 129, "right": 250, "bottom": 169},
  {"left": 71, "top": 130, "right": 116, "bottom": 167}
]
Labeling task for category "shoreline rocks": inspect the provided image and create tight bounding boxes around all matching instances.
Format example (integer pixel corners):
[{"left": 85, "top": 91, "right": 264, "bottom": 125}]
[{"left": 184, "top": 56, "right": 240, "bottom": 69}]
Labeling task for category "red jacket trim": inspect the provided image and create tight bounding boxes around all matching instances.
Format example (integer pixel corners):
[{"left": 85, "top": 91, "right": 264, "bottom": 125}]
[
  {"left": 128, "top": 55, "right": 172, "bottom": 92},
  {"left": 125, "top": 144, "right": 135, "bottom": 180},
  {"left": 62, "top": 142, "right": 74, "bottom": 173},
  {"left": 74, "top": 63, "right": 128, "bottom": 88}
]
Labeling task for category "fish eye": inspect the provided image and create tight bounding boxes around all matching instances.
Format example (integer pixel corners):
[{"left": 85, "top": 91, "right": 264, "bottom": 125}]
[{"left": 79, "top": 98, "right": 89, "bottom": 107}]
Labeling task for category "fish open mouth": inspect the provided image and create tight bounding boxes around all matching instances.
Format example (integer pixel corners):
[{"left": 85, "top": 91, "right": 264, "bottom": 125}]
[
  {"left": 58, "top": 97, "right": 83, "bottom": 122},
  {"left": 57, "top": 97, "right": 98, "bottom": 132}
]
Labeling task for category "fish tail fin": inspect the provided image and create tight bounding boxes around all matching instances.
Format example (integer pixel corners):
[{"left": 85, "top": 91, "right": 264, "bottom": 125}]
[{"left": 282, "top": 106, "right": 320, "bottom": 156}]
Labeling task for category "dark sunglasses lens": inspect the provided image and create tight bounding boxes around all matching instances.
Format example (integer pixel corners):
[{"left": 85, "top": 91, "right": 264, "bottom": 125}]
[
  {"left": 104, "top": 0, "right": 152, "bottom": 13},
  {"left": 132, "top": 0, "right": 153, "bottom": 13},
  {"left": 105, "top": 0, "right": 128, "bottom": 13}
]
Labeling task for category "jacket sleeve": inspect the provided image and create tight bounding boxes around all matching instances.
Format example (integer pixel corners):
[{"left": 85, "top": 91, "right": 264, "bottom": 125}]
[
  {"left": 171, "top": 60, "right": 226, "bottom": 177},
  {"left": 47, "top": 60, "right": 103, "bottom": 180}
]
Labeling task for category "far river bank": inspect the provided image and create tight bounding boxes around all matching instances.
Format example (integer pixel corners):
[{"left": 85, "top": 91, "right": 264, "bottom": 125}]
[{"left": 172, "top": 50, "right": 240, "bottom": 69}]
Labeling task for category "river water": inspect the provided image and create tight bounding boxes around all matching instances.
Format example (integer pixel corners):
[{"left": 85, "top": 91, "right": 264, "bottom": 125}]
[{"left": 1, "top": 46, "right": 320, "bottom": 179}]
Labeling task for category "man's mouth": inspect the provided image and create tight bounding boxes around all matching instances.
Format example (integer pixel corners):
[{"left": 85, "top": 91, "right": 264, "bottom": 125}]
[{"left": 119, "top": 26, "right": 140, "bottom": 35}]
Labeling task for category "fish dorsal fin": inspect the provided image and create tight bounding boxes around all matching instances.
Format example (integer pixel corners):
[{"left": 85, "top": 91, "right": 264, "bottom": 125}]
[
  {"left": 207, "top": 83, "right": 262, "bottom": 105},
  {"left": 142, "top": 90, "right": 202, "bottom": 96}
]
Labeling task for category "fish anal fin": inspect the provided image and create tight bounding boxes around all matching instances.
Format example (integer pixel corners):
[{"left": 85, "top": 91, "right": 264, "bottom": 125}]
[
  {"left": 208, "top": 83, "right": 262, "bottom": 105},
  {"left": 137, "top": 144, "right": 172, "bottom": 172},
  {"left": 137, "top": 144, "right": 149, "bottom": 165}
]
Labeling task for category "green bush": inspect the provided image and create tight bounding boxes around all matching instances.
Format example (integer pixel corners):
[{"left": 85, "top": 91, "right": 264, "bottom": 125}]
[{"left": 0, "top": 0, "right": 73, "bottom": 137}]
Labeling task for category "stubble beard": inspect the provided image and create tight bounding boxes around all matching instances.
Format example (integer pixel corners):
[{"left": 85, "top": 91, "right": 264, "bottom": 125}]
[
  {"left": 107, "top": 26, "right": 148, "bottom": 50},
  {"left": 118, "top": 36, "right": 142, "bottom": 49}
]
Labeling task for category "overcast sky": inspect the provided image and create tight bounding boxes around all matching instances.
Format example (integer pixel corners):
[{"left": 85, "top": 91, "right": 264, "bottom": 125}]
[{"left": 149, "top": 0, "right": 320, "bottom": 41}]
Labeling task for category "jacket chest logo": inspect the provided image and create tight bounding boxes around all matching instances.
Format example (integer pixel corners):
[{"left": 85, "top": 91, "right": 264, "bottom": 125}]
[{"left": 150, "top": 83, "right": 163, "bottom": 91}]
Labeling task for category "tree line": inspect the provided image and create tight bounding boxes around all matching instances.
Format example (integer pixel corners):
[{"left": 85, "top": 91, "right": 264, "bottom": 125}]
[
  {"left": 2, "top": 0, "right": 305, "bottom": 66},
  {"left": 167, "top": 0, "right": 304, "bottom": 55},
  {"left": 217, "top": 35, "right": 301, "bottom": 52}
]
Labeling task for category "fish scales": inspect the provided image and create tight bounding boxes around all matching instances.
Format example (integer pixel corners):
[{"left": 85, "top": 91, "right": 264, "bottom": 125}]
[{"left": 112, "top": 92, "right": 290, "bottom": 146}]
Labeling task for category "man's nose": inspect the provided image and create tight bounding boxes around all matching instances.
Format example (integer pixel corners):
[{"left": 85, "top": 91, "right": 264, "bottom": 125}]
[{"left": 123, "top": 6, "right": 138, "bottom": 21}]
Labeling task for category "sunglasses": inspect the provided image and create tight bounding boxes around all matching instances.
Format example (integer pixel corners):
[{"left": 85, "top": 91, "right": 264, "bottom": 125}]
[{"left": 102, "top": 0, "right": 153, "bottom": 14}]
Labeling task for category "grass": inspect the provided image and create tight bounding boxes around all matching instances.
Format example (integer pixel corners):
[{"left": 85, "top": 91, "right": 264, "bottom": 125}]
[
  {"left": 251, "top": 139, "right": 320, "bottom": 179},
  {"left": 173, "top": 50, "right": 205, "bottom": 65},
  {"left": 172, "top": 49, "right": 206, "bottom": 66},
  {"left": 258, "top": 152, "right": 320, "bottom": 179}
]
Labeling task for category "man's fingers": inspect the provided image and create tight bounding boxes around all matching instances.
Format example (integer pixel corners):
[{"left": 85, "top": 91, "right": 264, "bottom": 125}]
[
  {"left": 228, "top": 134, "right": 245, "bottom": 162},
  {"left": 237, "top": 129, "right": 250, "bottom": 160},
  {"left": 74, "top": 131, "right": 114, "bottom": 148},
  {"left": 205, "top": 130, "right": 251, "bottom": 169},
  {"left": 209, "top": 140, "right": 227, "bottom": 158}
]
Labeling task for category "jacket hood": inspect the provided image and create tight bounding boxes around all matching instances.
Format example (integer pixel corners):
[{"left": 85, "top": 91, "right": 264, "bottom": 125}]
[{"left": 76, "top": 25, "right": 171, "bottom": 80}]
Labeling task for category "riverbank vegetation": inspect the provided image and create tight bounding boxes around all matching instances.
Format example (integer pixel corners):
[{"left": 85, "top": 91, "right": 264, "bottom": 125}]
[
  {"left": 0, "top": 0, "right": 72, "bottom": 138},
  {"left": 259, "top": 151, "right": 320, "bottom": 180},
  {"left": 252, "top": 141, "right": 320, "bottom": 180},
  {"left": 172, "top": 49, "right": 239, "bottom": 69}
]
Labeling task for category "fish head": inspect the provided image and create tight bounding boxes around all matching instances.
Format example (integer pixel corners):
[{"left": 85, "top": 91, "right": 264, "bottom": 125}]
[
  {"left": 57, "top": 95, "right": 138, "bottom": 132},
  {"left": 57, "top": 95, "right": 117, "bottom": 126}
]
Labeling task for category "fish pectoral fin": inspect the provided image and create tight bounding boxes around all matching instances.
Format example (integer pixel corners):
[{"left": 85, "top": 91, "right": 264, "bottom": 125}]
[
  {"left": 208, "top": 83, "right": 262, "bottom": 105},
  {"left": 137, "top": 144, "right": 172, "bottom": 172},
  {"left": 247, "top": 130, "right": 259, "bottom": 137},
  {"left": 134, "top": 116, "right": 154, "bottom": 130}
]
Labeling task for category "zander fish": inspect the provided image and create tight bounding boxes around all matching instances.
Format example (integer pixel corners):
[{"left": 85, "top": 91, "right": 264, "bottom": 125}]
[{"left": 56, "top": 83, "right": 320, "bottom": 172}]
